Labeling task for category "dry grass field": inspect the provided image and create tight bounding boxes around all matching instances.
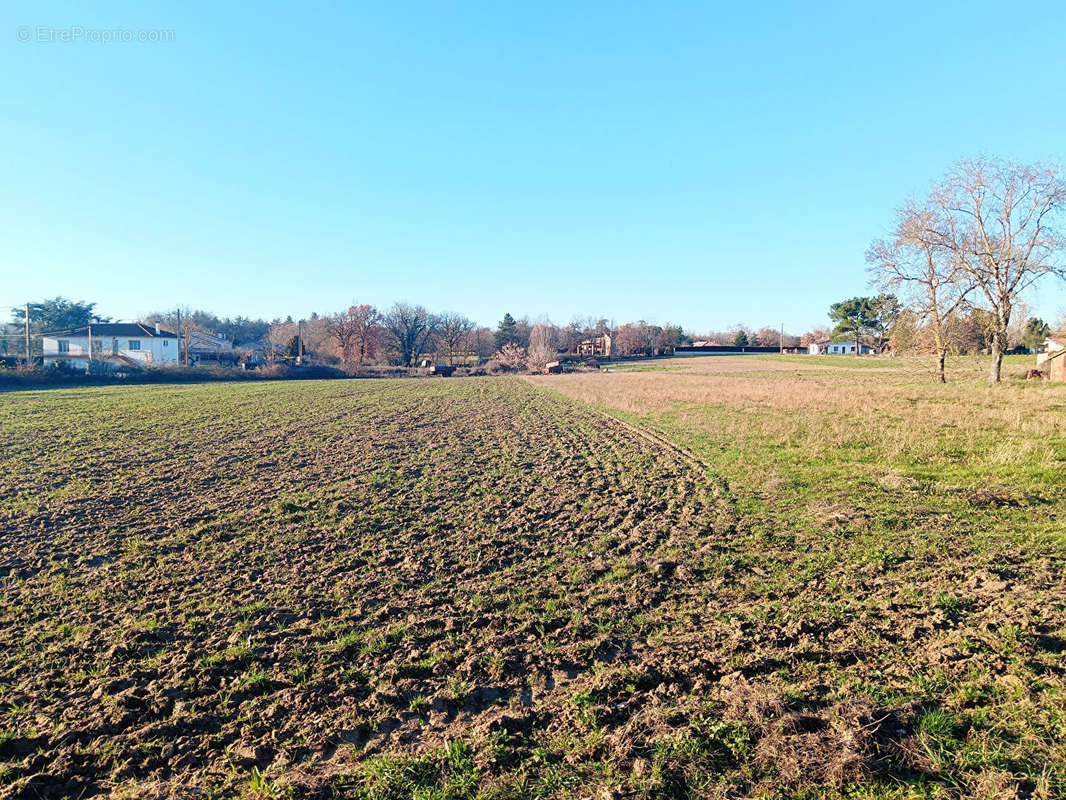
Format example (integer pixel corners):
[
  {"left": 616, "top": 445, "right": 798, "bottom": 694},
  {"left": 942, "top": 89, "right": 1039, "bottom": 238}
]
[
  {"left": 530, "top": 355, "right": 1066, "bottom": 796},
  {"left": 2, "top": 357, "right": 1064, "bottom": 799}
]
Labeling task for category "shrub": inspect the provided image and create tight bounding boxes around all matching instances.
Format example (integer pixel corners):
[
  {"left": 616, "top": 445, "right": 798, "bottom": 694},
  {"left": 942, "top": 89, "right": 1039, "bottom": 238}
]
[{"left": 494, "top": 343, "right": 527, "bottom": 371}]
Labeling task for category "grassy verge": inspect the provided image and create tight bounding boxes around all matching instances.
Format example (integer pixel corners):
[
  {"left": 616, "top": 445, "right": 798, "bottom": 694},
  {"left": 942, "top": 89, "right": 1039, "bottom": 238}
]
[{"left": 532, "top": 355, "right": 1066, "bottom": 798}]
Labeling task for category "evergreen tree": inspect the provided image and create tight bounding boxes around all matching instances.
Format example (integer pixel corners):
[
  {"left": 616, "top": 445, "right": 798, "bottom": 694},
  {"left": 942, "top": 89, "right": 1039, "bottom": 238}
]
[
  {"left": 829, "top": 297, "right": 878, "bottom": 354},
  {"left": 1022, "top": 318, "right": 1051, "bottom": 352},
  {"left": 15, "top": 297, "right": 104, "bottom": 332},
  {"left": 495, "top": 313, "right": 518, "bottom": 349}
]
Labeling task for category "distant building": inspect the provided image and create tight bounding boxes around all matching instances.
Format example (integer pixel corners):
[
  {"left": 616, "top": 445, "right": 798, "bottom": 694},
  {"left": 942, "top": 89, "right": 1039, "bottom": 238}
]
[
  {"left": 42, "top": 322, "right": 179, "bottom": 367},
  {"left": 575, "top": 333, "right": 612, "bottom": 358},
  {"left": 186, "top": 330, "right": 235, "bottom": 364},
  {"left": 1036, "top": 335, "right": 1066, "bottom": 381},
  {"left": 808, "top": 338, "right": 878, "bottom": 355}
]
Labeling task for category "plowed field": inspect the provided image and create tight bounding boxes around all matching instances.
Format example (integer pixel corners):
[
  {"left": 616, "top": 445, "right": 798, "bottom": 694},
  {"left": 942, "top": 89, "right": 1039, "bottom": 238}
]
[{"left": 2, "top": 371, "right": 1064, "bottom": 799}]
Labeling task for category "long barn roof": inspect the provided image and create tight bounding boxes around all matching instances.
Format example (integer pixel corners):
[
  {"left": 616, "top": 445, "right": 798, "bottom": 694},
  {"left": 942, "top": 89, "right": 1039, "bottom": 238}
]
[{"left": 43, "top": 323, "right": 178, "bottom": 338}]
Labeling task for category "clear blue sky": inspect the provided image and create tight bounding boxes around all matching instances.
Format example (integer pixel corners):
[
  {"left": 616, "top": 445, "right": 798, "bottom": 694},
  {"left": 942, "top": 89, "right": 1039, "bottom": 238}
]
[{"left": 3, "top": 1, "right": 1065, "bottom": 333}]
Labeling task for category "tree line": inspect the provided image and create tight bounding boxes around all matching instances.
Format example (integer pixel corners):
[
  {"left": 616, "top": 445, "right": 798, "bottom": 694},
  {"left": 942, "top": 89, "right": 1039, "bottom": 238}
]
[
  {"left": 9, "top": 156, "right": 1063, "bottom": 382},
  {"left": 17, "top": 292, "right": 1030, "bottom": 373},
  {"left": 3, "top": 300, "right": 275, "bottom": 359},
  {"left": 4, "top": 299, "right": 691, "bottom": 369},
  {"left": 822, "top": 293, "right": 1057, "bottom": 367},
  {"left": 287, "top": 308, "right": 689, "bottom": 369}
]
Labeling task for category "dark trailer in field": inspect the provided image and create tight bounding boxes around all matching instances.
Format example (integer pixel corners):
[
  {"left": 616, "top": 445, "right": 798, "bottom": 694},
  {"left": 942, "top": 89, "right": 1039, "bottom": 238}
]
[{"left": 428, "top": 364, "right": 455, "bottom": 376}]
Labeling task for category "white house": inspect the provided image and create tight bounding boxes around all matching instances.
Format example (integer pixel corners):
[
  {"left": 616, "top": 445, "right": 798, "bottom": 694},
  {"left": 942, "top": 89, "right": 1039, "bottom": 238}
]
[
  {"left": 809, "top": 338, "right": 878, "bottom": 355},
  {"left": 42, "top": 323, "right": 179, "bottom": 367}
]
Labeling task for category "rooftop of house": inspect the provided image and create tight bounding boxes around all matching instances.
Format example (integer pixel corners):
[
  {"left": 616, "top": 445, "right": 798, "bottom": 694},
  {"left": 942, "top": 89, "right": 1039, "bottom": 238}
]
[{"left": 43, "top": 323, "right": 178, "bottom": 339}]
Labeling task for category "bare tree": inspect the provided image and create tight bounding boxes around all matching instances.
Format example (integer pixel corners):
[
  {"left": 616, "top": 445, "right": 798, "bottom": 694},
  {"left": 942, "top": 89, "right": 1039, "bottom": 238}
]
[
  {"left": 437, "top": 313, "right": 475, "bottom": 365},
  {"left": 473, "top": 326, "right": 493, "bottom": 363},
  {"left": 561, "top": 320, "right": 585, "bottom": 353},
  {"left": 145, "top": 307, "right": 211, "bottom": 365},
  {"left": 925, "top": 157, "right": 1065, "bottom": 383},
  {"left": 635, "top": 321, "right": 661, "bottom": 355},
  {"left": 329, "top": 304, "right": 381, "bottom": 364},
  {"left": 756, "top": 326, "right": 783, "bottom": 348},
  {"left": 887, "top": 309, "right": 922, "bottom": 354},
  {"left": 613, "top": 323, "right": 637, "bottom": 356},
  {"left": 182, "top": 317, "right": 210, "bottom": 365},
  {"left": 801, "top": 327, "right": 830, "bottom": 347},
  {"left": 300, "top": 315, "right": 334, "bottom": 362},
  {"left": 612, "top": 320, "right": 663, "bottom": 356},
  {"left": 266, "top": 320, "right": 299, "bottom": 362},
  {"left": 384, "top": 303, "right": 438, "bottom": 367},
  {"left": 1005, "top": 299, "right": 1032, "bottom": 351},
  {"left": 526, "top": 323, "right": 558, "bottom": 371},
  {"left": 1055, "top": 311, "right": 1066, "bottom": 335},
  {"left": 868, "top": 202, "right": 973, "bottom": 382}
]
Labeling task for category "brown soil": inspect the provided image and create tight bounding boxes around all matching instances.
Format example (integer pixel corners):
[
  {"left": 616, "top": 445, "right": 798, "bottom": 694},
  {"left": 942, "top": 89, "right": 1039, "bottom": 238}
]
[{"left": 1, "top": 378, "right": 1063, "bottom": 798}]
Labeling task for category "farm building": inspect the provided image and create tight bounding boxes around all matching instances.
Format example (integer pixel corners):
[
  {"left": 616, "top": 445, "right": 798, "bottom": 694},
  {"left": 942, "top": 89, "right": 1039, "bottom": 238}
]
[
  {"left": 575, "top": 333, "right": 612, "bottom": 358},
  {"left": 42, "top": 322, "right": 179, "bottom": 368},
  {"left": 1036, "top": 336, "right": 1066, "bottom": 381},
  {"left": 808, "top": 339, "right": 878, "bottom": 355}
]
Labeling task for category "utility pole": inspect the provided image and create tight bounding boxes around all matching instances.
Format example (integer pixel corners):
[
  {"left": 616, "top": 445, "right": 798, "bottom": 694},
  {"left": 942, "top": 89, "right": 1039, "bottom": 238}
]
[
  {"left": 24, "top": 303, "right": 30, "bottom": 365},
  {"left": 297, "top": 319, "right": 303, "bottom": 365},
  {"left": 780, "top": 322, "right": 784, "bottom": 354},
  {"left": 176, "top": 307, "right": 185, "bottom": 366},
  {"left": 88, "top": 322, "right": 93, "bottom": 368}
]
